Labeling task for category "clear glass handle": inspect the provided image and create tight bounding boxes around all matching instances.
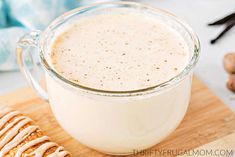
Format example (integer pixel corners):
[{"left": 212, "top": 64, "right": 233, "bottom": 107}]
[{"left": 16, "top": 30, "right": 49, "bottom": 101}]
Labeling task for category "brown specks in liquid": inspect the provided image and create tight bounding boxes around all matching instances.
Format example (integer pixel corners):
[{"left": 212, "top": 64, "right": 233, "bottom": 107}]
[{"left": 50, "top": 8, "right": 189, "bottom": 91}]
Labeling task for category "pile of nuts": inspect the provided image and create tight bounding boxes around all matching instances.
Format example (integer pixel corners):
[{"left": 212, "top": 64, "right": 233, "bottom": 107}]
[{"left": 223, "top": 52, "right": 235, "bottom": 92}]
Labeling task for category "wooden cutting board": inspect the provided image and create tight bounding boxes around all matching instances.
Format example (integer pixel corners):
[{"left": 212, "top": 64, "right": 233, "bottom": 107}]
[
  {"left": 178, "top": 132, "right": 235, "bottom": 157},
  {"left": 0, "top": 77, "right": 235, "bottom": 157}
]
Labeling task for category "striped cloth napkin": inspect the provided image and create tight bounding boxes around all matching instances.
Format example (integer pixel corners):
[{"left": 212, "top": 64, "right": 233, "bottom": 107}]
[{"left": 0, "top": 0, "right": 114, "bottom": 71}]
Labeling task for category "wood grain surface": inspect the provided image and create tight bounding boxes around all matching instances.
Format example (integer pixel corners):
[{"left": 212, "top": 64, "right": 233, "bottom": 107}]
[
  {"left": 178, "top": 132, "right": 235, "bottom": 157},
  {"left": 0, "top": 77, "right": 235, "bottom": 157}
]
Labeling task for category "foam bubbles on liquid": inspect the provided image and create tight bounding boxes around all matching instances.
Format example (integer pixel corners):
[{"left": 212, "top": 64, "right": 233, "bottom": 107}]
[{"left": 51, "top": 9, "right": 189, "bottom": 91}]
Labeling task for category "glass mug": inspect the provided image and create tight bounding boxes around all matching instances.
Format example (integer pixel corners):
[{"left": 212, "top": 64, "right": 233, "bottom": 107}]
[{"left": 16, "top": 2, "right": 200, "bottom": 155}]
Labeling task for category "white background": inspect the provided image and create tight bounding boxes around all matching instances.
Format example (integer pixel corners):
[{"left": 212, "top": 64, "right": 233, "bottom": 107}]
[
  {"left": 138, "top": 0, "right": 235, "bottom": 110},
  {"left": 0, "top": 0, "right": 235, "bottom": 110}
]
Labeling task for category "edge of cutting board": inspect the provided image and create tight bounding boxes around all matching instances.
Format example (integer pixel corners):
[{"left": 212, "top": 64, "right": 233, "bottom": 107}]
[{"left": 0, "top": 77, "right": 235, "bottom": 157}]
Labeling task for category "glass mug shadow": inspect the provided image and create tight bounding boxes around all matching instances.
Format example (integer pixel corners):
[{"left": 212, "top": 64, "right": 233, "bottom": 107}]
[{"left": 16, "top": 1, "right": 200, "bottom": 155}]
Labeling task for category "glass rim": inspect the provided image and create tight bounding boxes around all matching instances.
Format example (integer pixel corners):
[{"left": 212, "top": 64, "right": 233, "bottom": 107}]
[{"left": 39, "top": 1, "right": 200, "bottom": 97}]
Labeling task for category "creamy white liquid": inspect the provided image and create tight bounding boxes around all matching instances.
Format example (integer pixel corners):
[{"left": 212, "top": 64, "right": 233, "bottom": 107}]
[
  {"left": 45, "top": 7, "right": 193, "bottom": 155},
  {"left": 51, "top": 9, "right": 189, "bottom": 91}
]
